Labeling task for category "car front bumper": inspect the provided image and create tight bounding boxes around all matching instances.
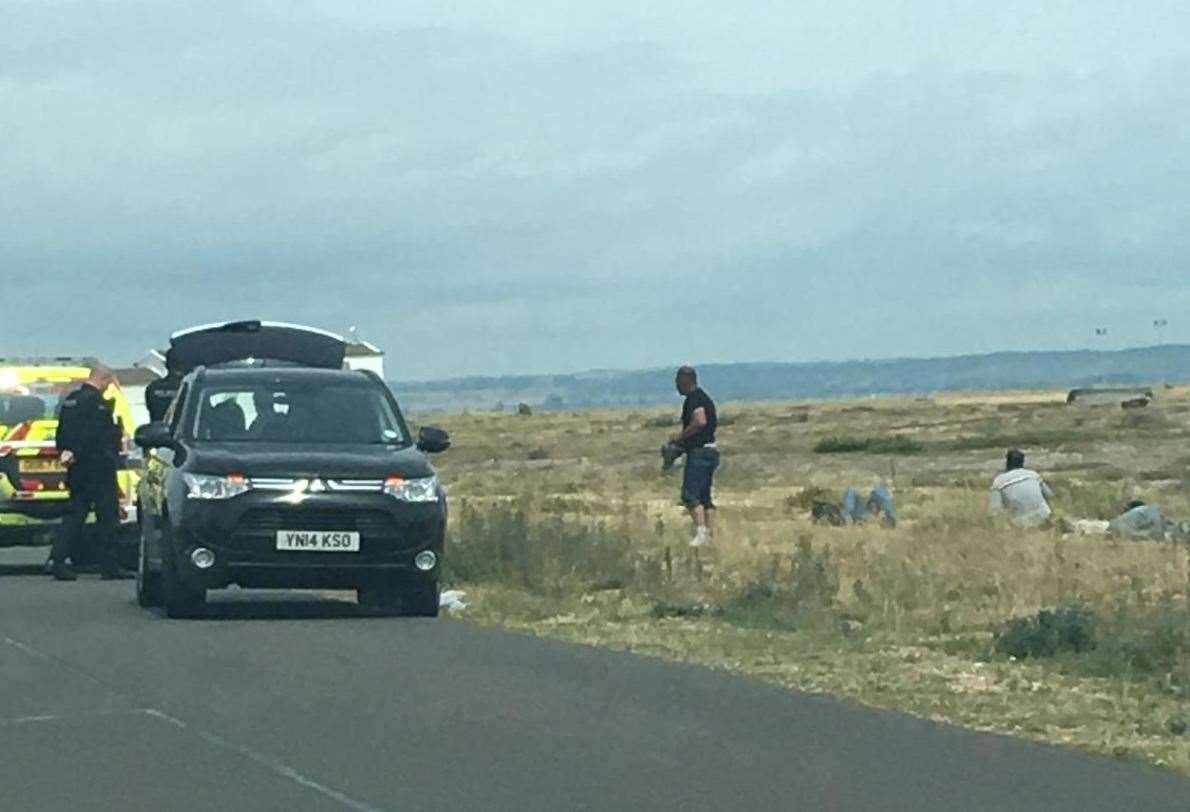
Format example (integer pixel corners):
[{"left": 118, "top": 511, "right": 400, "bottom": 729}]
[{"left": 170, "top": 491, "right": 445, "bottom": 590}]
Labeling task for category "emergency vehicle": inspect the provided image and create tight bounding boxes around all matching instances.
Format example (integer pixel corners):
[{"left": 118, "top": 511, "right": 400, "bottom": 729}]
[{"left": 0, "top": 358, "right": 140, "bottom": 559}]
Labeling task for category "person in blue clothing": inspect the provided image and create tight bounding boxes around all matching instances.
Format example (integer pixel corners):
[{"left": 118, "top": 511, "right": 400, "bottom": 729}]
[
  {"left": 811, "top": 483, "right": 897, "bottom": 528},
  {"left": 842, "top": 483, "right": 897, "bottom": 528}
]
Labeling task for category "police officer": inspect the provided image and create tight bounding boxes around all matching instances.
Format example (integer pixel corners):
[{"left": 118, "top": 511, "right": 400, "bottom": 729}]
[
  {"left": 145, "top": 348, "right": 182, "bottom": 423},
  {"left": 50, "top": 368, "right": 128, "bottom": 581}
]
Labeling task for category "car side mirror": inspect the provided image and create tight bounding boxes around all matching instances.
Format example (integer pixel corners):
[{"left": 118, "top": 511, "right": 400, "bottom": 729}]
[
  {"left": 134, "top": 422, "right": 174, "bottom": 451},
  {"left": 416, "top": 426, "right": 451, "bottom": 454}
]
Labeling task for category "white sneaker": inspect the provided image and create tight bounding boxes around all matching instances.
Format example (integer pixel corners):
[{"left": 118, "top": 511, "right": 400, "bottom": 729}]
[{"left": 690, "top": 528, "right": 711, "bottom": 547}]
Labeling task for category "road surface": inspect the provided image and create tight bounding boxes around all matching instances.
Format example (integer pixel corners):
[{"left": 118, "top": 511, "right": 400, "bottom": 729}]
[{"left": 1, "top": 549, "right": 1187, "bottom": 811}]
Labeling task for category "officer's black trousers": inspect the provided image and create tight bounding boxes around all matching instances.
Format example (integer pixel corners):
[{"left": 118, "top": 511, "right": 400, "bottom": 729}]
[{"left": 51, "top": 468, "right": 119, "bottom": 568}]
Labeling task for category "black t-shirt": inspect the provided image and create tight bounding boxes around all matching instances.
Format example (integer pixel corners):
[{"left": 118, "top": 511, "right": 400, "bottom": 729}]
[{"left": 680, "top": 388, "right": 717, "bottom": 450}]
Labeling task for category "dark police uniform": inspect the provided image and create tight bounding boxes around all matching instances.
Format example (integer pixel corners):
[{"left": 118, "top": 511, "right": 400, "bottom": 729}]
[
  {"left": 679, "top": 387, "right": 719, "bottom": 508},
  {"left": 145, "top": 372, "right": 182, "bottom": 423},
  {"left": 51, "top": 382, "right": 123, "bottom": 577}
]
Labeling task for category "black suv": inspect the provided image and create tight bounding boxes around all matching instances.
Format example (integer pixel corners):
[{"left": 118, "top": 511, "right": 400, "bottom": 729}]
[{"left": 134, "top": 322, "right": 450, "bottom": 618}]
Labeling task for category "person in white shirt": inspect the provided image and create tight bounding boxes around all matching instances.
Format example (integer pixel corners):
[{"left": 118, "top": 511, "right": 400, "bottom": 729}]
[{"left": 989, "top": 449, "right": 1054, "bottom": 527}]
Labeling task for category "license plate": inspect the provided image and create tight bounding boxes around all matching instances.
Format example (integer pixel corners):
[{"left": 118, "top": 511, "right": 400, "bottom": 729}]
[
  {"left": 276, "top": 530, "right": 360, "bottom": 552},
  {"left": 19, "top": 459, "right": 63, "bottom": 473}
]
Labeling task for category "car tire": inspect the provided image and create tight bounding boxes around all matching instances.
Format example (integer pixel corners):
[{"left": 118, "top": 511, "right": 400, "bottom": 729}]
[
  {"left": 135, "top": 524, "right": 163, "bottom": 608},
  {"left": 161, "top": 543, "right": 205, "bottom": 619},
  {"left": 399, "top": 578, "right": 440, "bottom": 618}
]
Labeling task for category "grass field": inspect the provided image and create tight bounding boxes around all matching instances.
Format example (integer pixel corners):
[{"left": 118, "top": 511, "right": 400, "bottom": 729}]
[{"left": 421, "top": 385, "right": 1190, "bottom": 774}]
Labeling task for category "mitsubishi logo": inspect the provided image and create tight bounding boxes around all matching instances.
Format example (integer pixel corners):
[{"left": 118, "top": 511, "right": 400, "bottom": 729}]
[{"left": 276, "top": 477, "right": 325, "bottom": 505}]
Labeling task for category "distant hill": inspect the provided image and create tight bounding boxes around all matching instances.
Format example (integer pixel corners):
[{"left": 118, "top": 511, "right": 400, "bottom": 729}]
[{"left": 392, "top": 344, "right": 1190, "bottom": 414}]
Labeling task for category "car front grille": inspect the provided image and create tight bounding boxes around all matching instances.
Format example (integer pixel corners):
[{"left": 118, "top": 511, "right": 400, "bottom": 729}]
[
  {"left": 228, "top": 508, "right": 409, "bottom": 558},
  {"left": 238, "top": 509, "right": 394, "bottom": 534}
]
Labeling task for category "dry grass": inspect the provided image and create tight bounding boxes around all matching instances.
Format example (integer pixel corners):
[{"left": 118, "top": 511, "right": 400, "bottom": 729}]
[{"left": 425, "top": 386, "right": 1190, "bottom": 774}]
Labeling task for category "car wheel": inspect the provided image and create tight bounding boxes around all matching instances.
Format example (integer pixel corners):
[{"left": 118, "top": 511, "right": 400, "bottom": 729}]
[
  {"left": 161, "top": 543, "right": 205, "bottom": 619},
  {"left": 399, "top": 578, "right": 440, "bottom": 618},
  {"left": 135, "top": 523, "right": 163, "bottom": 608}
]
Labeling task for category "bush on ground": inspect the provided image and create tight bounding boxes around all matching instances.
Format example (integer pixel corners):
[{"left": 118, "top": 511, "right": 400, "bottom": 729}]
[
  {"left": 813, "top": 435, "right": 924, "bottom": 455},
  {"left": 994, "top": 605, "right": 1098, "bottom": 658},
  {"left": 447, "top": 501, "right": 635, "bottom": 595},
  {"left": 721, "top": 538, "right": 840, "bottom": 629},
  {"left": 785, "top": 485, "right": 838, "bottom": 512},
  {"left": 1084, "top": 603, "right": 1190, "bottom": 689},
  {"left": 943, "top": 431, "right": 1086, "bottom": 452}
]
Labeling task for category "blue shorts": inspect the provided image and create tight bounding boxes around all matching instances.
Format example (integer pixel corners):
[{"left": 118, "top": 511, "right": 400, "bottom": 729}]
[{"left": 682, "top": 446, "right": 720, "bottom": 508}]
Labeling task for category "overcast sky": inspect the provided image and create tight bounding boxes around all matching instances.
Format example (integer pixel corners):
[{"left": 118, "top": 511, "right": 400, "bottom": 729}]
[{"left": 4, "top": 1, "right": 1189, "bottom": 379}]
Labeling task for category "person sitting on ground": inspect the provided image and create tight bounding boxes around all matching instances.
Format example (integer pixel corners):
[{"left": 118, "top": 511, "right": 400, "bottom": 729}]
[
  {"left": 989, "top": 449, "right": 1054, "bottom": 528},
  {"left": 1107, "top": 500, "right": 1168, "bottom": 541}
]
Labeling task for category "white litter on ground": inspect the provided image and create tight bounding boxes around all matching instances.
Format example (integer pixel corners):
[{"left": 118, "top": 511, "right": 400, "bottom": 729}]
[{"left": 439, "top": 590, "right": 468, "bottom": 611}]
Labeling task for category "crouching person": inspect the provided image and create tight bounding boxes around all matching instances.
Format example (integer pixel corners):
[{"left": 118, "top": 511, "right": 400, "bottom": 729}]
[
  {"left": 670, "top": 366, "right": 719, "bottom": 547},
  {"left": 989, "top": 449, "right": 1054, "bottom": 528}
]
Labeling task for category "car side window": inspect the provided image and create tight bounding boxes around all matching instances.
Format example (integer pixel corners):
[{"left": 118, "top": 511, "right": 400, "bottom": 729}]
[{"left": 167, "top": 383, "right": 190, "bottom": 436}]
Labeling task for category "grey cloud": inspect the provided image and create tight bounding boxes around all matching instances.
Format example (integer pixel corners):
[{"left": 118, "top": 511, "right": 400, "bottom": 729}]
[{"left": 3, "top": 2, "right": 1189, "bottom": 375}]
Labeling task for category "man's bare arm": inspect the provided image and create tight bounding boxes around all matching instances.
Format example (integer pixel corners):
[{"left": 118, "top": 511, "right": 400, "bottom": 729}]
[{"left": 670, "top": 407, "right": 707, "bottom": 444}]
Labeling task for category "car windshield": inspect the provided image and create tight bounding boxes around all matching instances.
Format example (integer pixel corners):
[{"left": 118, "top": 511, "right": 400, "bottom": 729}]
[{"left": 192, "top": 381, "right": 407, "bottom": 445}]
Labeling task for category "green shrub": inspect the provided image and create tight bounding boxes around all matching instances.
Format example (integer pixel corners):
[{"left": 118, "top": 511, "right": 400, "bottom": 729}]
[
  {"left": 651, "top": 601, "right": 718, "bottom": 619},
  {"left": 994, "top": 605, "right": 1099, "bottom": 659},
  {"left": 1052, "top": 479, "right": 1131, "bottom": 520},
  {"left": 446, "top": 501, "right": 635, "bottom": 595},
  {"left": 785, "top": 485, "right": 837, "bottom": 512},
  {"left": 721, "top": 537, "right": 840, "bottom": 629},
  {"left": 813, "top": 435, "right": 925, "bottom": 454},
  {"left": 864, "top": 436, "right": 925, "bottom": 454},
  {"left": 1084, "top": 603, "right": 1190, "bottom": 684},
  {"left": 944, "top": 431, "right": 1086, "bottom": 452}
]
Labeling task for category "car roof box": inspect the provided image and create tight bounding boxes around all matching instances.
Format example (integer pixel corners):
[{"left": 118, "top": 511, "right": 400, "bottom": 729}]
[{"left": 170, "top": 321, "right": 346, "bottom": 373}]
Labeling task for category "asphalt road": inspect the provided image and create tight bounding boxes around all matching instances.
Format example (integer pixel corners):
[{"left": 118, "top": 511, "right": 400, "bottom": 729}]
[{"left": 1, "top": 550, "right": 1187, "bottom": 811}]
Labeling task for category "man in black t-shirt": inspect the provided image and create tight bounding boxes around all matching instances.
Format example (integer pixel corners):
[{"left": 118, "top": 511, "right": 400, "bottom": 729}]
[{"left": 670, "top": 366, "right": 719, "bottom": 547}]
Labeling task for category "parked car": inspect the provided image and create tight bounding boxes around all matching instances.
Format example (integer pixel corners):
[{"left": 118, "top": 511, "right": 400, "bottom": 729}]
[
  {"left": 0, "top": 358, "right": 141, "bottom": 560},
  {"left": 134, "top": 322, "right": 450, "bottom": 618}
]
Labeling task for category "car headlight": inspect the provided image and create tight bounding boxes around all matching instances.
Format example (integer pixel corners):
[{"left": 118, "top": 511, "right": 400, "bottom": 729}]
[
  {"left": 383, "top": 475, "right": 439, "bottom": 503},
  {"left": 183, "top": 472, "right": 251, "bottom": 500}
]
